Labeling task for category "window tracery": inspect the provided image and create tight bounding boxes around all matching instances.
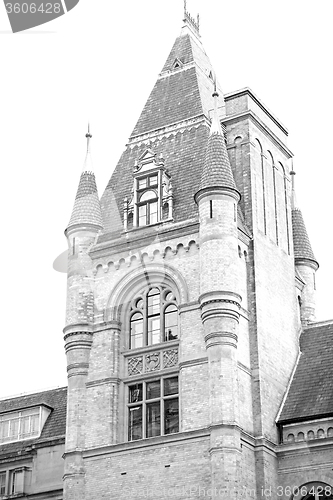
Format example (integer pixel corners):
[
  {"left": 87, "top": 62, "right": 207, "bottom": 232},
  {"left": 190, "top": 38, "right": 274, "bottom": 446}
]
[{"left": 129, "top": 286, "right": 178, "bottom": 349}]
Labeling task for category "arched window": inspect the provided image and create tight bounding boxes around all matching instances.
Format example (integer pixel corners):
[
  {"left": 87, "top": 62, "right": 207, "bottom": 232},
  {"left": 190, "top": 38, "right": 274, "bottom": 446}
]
[
  {"left": 129, "top": 286, "right": 178, "bottom": 349},
  {"left": 138, "top": 189, "right": 158, "bottom": 227},
  {"left": 130, "top": 312, "right": 144, "bottom": 349}
]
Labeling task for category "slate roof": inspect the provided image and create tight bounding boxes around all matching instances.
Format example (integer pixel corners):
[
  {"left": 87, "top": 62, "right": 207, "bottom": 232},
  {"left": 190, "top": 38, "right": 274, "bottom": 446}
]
[
  {"left": 98, "top": 27, "right": 250, "bottom": 244},
  {"left": 0, "top": 387, "right": 67, "bottom": 457},
  {"left": 197, "top": 116, "right": 238, "bottom": 195},
  {"left": 67, "top": 171, "right": 103, "bottom": 232},
  {"left": 278, "top": 323, "right": 333, "bottom": 423},
  {"left": 292, "top": 208, "right": 318, "bottom": 266},
  {"left": 131, "top": 31, "right": 224, "bottom": 138}
]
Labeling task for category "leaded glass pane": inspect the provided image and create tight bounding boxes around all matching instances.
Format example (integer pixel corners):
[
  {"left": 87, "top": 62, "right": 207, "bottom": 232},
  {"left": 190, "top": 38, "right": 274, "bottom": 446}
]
[
  {"left": 148, "top": 317, "right": 160, "bottom": 345},
  {"left": 164, "top": 305, "right": 178, "bottom": 341},
  {"left": 129, "top": 384, "right": 143, "bottom": 403},
  {"left": 149, "top": 175, "right": 158, "bottom": 186},
  {"left": 138, "top": 205, "right": 147, "bottom": 227},
  {"left": 164, "top": 377, "right": 178, "bottom": 396},
  {"left": 164, "top": 399, "right": 179, "bottom": 435},
  {"left": 130, "top": 312, "right": 143, "bottom": 348},
  {"left": 148, "top": 289, "right": 160, "bottom": 315},
  {"left": 149, "top": 202, "right": 158, "bottom": 224},
  {"left": 138, "top": 178, "right": 147, "bottom": 189},
  {"left": 146, "top": 402, "right": 160, "bottom": 437},
  {"left": 140, "top": 190, "right": 156, "bottom": 202},
  {"left": 128, "top": 406, "right": 142, "bottom": 441},
  {"left": 146, "top": 380, "right": 160, "bottom": 400}
]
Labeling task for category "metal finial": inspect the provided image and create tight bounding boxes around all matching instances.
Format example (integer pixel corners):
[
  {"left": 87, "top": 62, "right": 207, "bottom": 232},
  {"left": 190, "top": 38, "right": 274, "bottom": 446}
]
[
  {"left": 197, "top": 14, "right": 200, "bottom": 28},
  {"left": 212, "top": 73, "right": 219, "bottom": 99},
  {"left": 184, "top": 0, "right": 187, "bottom": 15},
  {"left": 85, "top": 123, "right": 92, "bottom": 152}
]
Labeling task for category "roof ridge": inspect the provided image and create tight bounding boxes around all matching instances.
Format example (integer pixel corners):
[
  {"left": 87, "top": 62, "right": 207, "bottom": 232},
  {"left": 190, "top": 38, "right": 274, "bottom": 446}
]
[{"left": 0, "top": 386, "right": 67, "bottom": 402}]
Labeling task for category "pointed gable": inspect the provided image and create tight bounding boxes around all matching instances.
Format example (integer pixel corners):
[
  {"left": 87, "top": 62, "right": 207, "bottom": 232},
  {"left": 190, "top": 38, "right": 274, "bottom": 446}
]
[
  {"left": 99, "top": 21, "right": 243, "bottom": 242},
  {"left": 130, "top": 31, "right": 225, "bottom": 139}
]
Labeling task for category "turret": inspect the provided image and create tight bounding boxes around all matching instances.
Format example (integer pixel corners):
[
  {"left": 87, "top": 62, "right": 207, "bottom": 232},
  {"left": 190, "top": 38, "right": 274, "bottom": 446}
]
[
  {"left": 194, "top": 86, "right": 242, "bottom": 494},
  {"left": 290, "top": 169, "right": 319, "bottom": 325},
  {"left": 63, "top": 127, "right": 103, "bottom": 500}
]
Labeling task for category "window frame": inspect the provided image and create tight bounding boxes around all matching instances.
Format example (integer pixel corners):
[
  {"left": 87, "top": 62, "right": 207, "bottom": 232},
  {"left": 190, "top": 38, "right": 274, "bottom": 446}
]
[
  {"left": 129, "top": 286, "right": 178, "bottom": 350},
  {"left": 136, "top": 172, "right": 161, "bottom": 227},
  {"left": 0, "top": 406, "right": 51, "bottom": 445},
  {"left": 127, "top": 375, "right": 179, "bottom": 441}
]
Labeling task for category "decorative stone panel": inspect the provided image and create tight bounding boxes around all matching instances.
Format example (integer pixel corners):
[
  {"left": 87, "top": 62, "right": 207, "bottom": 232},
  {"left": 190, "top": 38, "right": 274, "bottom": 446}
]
[
  {"left": 127, "top": 346, "right": 178, "bottom": 376},
  {"left": 128, "top": 356, "right": 143, "bottom": 376},
  {"left": 145, "top": 353, "right": 160, "bottom": 372},
  {"left": 163, "top": 348, "right": 178, "bottom": 368}
]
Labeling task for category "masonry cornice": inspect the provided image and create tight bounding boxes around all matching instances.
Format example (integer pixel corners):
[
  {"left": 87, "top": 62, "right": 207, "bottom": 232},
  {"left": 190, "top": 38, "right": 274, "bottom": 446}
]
[
  {"left": 179, "top": 357, "right": 208, "bottom": 370},
  {"left": 90, "top": 221, "right": 199, "bottom": 259},
  {"left": 86, "top": 377, "right": 121, "bottom": 388},
  {"left": 82, "top": 428, "right": 210, "bottom": 460},
  {"left": 127, "top": 114, "right": 209, "bottom": 149},
  {"left": 222, "top": 111, "right": 293, "bottom": 158},
  {"left": 224, "top": 87, "right": 289, "bottom": 136}
]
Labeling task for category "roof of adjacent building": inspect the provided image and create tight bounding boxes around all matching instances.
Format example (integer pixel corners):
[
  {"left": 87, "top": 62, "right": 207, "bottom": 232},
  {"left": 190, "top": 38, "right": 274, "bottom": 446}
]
[
  {"left": 278, "top": 322, "right": 333, "bottom": 423},
  {"left": 0, "top": 387, "right": 67, "bottom": 457},
  {"left": 292, "top": 207, "right": 318, "bottom": 266}
]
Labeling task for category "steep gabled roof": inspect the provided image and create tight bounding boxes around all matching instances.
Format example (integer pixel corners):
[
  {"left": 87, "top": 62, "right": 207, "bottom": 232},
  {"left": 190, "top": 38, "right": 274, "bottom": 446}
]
[
  {"left": 99, "top": 24, "right": 248, "bottom": 243},
  {"left": 0, "top": 387, "right": 67, "bottom": 457},
  {"left": 278, "top": 322, "right": 333, "bottom": 423},
  {"left": 130, "top": 30, "right": 224, "bottom": 139}
]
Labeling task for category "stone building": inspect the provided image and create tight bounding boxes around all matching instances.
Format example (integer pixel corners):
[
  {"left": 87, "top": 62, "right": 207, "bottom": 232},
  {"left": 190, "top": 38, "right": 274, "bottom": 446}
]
[
  {"left": 61, "top": 7, "right": 333, "bottom": 500},
  {"left": 0, "top": 387, "right": 66, "bottom": 499}
]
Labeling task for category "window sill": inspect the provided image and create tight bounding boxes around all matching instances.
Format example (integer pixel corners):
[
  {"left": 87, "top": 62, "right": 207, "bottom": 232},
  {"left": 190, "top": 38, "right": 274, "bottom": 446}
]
[{"left": 122, "top": 340, "right": 179, "bottom": 357}]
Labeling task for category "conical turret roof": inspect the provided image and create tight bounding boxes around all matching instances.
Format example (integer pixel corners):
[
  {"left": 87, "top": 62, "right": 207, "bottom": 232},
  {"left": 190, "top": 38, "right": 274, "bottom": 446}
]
[
  {"left": 66, "top": 128, "right": 103, "bottom": 235},
  {"left": 290, "top": 170, "right": 318, "bottom": 268},
  {"left": 195, "top": 91, "right": 239, "bottom": 201}
]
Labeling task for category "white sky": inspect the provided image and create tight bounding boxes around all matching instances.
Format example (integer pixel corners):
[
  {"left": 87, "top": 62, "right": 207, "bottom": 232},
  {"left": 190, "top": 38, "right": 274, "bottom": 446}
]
[{"left": 0, "top": 0, "right": 332, "bottom": 398}]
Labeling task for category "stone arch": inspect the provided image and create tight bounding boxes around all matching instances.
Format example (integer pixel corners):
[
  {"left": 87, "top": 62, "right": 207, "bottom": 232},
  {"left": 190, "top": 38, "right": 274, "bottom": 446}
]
[
  {"left": 291, "top": 481, "right": 333, "bottom": 500},
  {"left": 104, "top": 261, "right": 189, "bottom": 324}
]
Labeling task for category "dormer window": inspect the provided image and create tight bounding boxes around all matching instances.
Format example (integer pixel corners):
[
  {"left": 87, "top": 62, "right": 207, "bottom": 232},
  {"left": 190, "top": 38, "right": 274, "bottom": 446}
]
[
  {"left": 0, "top": 406, "right": 51, "bottom": 444},
  {"left": 124, "top": 148, "right": 173, "bottom": 230}
]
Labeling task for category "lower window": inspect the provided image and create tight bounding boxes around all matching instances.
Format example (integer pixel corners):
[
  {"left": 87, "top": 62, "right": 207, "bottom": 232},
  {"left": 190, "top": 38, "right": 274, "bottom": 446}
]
[{"left": 128, "top": 376, "right": 179, "bottom": 441}]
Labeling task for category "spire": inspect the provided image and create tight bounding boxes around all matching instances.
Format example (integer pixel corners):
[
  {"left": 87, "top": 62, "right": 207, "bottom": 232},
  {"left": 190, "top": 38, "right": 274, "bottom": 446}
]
[
  {"left": 83, "top": 123, "right": 93, "bottom": 173},
  {"left": 194, "top": 87, "right": 240, "bottom": 203},
  {"left": 65, "top": 127, "right": 103, "bottom": 235},
  {"left": 290, "top": 169, "right": 318, "bottom": 268}
]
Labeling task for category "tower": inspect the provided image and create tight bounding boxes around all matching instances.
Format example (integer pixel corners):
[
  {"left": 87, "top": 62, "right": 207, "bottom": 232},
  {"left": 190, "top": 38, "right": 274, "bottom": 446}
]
[
  {"left": 194, "top": 87, "right": 242, "bottom": 492},
  {"left": 62, "top": 7, "right": 332, "bottom": 500},
  {"left": 63, "top": 127, "right": 103, "bottom": 500},
  {"left": 290, "top": 169, "right": 319, "bottom": 325}
]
